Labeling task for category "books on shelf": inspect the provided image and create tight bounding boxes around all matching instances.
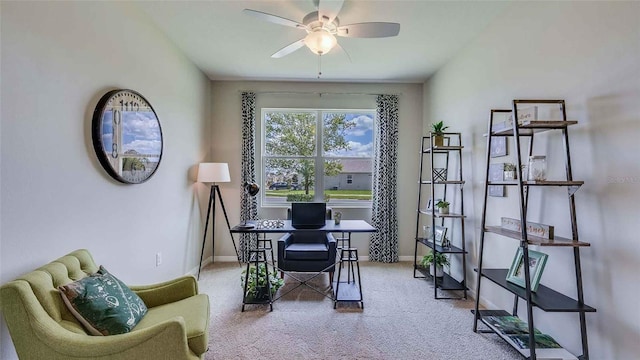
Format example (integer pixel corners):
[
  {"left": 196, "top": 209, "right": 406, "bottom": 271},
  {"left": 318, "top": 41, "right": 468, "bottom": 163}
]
[
  {"left": 482, "top": 315, "right": 575, "bottom": 359},
  {"left": 508, "top": 334, "right": 562, "bottom": 349},
  {"left": 483, "top": 315, "right": 542, "bottom": 335}
]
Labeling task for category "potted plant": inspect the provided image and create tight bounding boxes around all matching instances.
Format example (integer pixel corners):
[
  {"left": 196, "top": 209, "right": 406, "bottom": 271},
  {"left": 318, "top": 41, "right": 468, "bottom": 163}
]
[
  {"left": 503, "top": 163, "right": 517, "bottom": 181},
  {"left": 421, "top": 251, "right": 450, "bottom": 278},
  {"left": 436, "top": 200, "right": 450, "bottom": 214},
  {"left": 431, "top": 121, "right": 449, "bottom": 147},
  {"left": 240, "top": 263, "right": 284, "bottom": 301}
]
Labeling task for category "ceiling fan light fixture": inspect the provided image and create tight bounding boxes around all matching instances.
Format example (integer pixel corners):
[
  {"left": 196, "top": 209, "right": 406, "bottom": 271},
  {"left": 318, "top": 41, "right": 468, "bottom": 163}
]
[{"left": 304, "top": 30, "right": 337, "bottom": 55}]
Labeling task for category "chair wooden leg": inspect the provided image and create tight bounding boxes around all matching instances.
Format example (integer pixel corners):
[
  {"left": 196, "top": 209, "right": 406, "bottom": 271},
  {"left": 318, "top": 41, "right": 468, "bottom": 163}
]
[{"left": 280, "top": 271, "right": 284, "bottom": 279}]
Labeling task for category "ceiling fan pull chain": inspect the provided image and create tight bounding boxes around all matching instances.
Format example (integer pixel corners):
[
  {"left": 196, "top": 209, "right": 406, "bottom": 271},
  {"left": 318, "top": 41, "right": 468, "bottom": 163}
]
[{"left": 318, "top": 55, "right": 322, "bottom": 79}]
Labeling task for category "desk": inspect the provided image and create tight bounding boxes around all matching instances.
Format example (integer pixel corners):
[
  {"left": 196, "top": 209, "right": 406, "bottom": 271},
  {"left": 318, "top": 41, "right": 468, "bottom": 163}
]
[
  {"left": 231, "top": 220, "right": 376, "bottom": 308},
  {"left": 230, "top": 220, "right": 376, "bottom": 234}
]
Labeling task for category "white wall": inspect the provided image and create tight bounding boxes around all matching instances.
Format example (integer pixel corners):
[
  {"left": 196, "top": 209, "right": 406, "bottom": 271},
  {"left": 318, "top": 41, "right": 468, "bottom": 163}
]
[
  {"left": 208, "top": 81, "right": 422, "bottom": 261},
  {"left": 424, "top": 1, "right": 639, "bottom": 359},
  {"left": 0, "top": 2, "right": 210, "bottom": 358}
]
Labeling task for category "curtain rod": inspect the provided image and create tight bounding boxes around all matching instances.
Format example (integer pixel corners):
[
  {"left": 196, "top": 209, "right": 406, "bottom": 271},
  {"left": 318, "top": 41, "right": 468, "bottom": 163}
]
[{"left": 239, "top": 90, "right": 401, "bottom": 97}]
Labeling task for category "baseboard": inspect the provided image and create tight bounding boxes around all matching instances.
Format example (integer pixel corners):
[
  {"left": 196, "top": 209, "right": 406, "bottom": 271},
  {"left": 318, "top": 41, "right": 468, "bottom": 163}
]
[
  {"left": 186, "top": 256, "right": 213, "bottom": 277},
  {"left": 204, "top": 255, "right": 415, "bottom": 263}
]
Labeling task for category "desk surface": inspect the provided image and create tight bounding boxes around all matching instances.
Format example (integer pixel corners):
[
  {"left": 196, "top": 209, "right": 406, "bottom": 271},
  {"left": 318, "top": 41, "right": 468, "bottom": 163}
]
[{"left": 230, "top": 220, "right": 376, "bottom": 233}]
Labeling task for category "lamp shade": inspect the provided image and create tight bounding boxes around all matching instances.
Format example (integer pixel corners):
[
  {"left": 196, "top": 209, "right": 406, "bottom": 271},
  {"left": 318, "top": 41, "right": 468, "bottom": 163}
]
[
  {"left": 197, "top": 163, "right": 230, "bottom": 183},
  {"left": 304, "top": 29, "right": 337, "bottom": 55}
]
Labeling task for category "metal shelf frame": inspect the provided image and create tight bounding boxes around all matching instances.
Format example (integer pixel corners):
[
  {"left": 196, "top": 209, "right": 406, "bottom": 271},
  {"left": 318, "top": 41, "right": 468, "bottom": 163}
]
[
  {"left": 413, "top": 132, "right": 468, "bottom": 300},
  {"left": 472, "top": 100, "right": 594, "bottom": 360}
]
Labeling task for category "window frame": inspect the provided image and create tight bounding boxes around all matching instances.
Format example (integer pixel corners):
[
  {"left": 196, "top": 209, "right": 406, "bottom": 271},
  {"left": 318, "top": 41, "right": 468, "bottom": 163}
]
[{"left": 260, "top": 108, "right": 375, "bottom": 209}]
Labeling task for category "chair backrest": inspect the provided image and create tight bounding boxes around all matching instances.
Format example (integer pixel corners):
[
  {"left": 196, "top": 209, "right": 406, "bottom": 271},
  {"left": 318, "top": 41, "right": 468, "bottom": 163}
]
[
  {"left": 287, "top": 204, "right": 332, "bottom": 222},
  {"left": 291, "top": 202, "right": 328, "bottom": 229}
]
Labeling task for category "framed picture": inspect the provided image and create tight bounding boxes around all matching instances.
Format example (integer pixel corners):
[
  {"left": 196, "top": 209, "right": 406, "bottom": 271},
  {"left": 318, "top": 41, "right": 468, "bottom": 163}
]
[
  {"left": 506, "top": 248, "right": 548, "bottom": 292},
  {"left": 433, "top": 226, "right": 447, "bottom": 245},
  {"left": 425, "top": 226, "right": 448, "bottom": 247},
  {"left": 490, "top": 137, "right": 507, "bottom": 158},
  {"left": 488, "top": 163, "right": 505, "bottom": 197}
]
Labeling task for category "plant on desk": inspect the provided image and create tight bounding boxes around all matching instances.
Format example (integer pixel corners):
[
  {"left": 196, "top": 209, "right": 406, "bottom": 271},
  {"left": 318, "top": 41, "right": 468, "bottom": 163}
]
[
  {"left": 421, "top": 251, "right": 450, "bottom": 278},
  {"left": 241, "top": 264, "right": 284, "bottom": 300}
]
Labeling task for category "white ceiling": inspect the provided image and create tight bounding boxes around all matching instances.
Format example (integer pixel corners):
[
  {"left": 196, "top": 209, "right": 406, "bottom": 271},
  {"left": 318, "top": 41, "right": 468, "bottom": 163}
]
[{"left": 136, "top": 0, "right": 510, "bottom": 83}]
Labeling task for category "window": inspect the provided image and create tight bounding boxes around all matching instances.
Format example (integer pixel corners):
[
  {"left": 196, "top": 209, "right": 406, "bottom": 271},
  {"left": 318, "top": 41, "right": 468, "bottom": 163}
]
[{"left": 262, "top": 108, "right": 375, "bottom": 207}]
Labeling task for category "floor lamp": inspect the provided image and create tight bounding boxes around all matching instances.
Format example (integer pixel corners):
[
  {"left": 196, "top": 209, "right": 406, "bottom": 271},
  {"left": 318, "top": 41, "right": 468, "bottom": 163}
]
[{"left": 196, "top": 163, "right": 239, "bottom": 280}]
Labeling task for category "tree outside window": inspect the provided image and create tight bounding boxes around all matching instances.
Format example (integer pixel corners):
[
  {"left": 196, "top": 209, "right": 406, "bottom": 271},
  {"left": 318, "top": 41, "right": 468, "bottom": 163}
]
[{"left": 262, "top": 109, "right": 374, "bottom": 207}]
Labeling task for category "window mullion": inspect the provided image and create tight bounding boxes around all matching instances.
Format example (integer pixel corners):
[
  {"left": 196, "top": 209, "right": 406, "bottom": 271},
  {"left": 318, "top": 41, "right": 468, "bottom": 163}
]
[{"left": 315, "top": 110, "right": 323, "bottom": 202}]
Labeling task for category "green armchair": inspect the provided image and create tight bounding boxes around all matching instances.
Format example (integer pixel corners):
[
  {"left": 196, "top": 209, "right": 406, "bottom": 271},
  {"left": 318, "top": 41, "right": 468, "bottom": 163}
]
[{"left": 0, "top": 249, "right": 209, "bottom": 359}]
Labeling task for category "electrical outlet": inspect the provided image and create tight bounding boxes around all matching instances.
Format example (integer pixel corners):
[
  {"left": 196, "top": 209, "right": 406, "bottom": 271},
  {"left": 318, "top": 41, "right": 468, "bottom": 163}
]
[{"left": 156, "top": 252, "right": 162, "bottom": 267}]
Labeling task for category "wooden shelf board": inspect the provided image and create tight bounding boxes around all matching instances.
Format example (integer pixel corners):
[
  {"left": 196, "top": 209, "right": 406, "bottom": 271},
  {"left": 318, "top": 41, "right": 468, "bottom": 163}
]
[
  {"left": 419, "top": 210, "right": 466, "bottom": 218},
  {"left": 422, "top": 145, "right": 464, "bottom": 153},
  {"left": 487, "top": 180, "right": 584, "bottom": 186},
  {"left": 491, "top": 120, "right": 578, "bottom": 136},
  {"left": 484, "top": 226, "right": 590, "bottom": 247},
  {"left": 477, "top": 269, "right": 596, "bottom": 312},
  {"left": 420, "top": 180, "right": 465, "bottom": 185},
  {"left": 416, "top": 238, "right": 466, "bottom": 254},
  {"left": 415, "top": 266, "right": 467, "bottom": 291}
]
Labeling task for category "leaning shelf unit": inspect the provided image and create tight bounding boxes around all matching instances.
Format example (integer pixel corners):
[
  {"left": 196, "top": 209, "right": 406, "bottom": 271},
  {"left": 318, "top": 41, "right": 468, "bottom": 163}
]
[
  {"left": 472, "top": 100, "right": 595, "bottom": 360},
  {"left": 413, "top": 132, "right": 468, "bottom": 299}
]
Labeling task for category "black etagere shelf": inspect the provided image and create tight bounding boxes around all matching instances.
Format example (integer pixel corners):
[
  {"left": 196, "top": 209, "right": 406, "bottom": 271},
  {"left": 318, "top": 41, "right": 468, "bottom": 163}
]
[
  {"left": 413, "top": 132, "right": 468, "bottom": 299},
  {"left": 473, "top": 100, "right": 595, "bottom": 360}
]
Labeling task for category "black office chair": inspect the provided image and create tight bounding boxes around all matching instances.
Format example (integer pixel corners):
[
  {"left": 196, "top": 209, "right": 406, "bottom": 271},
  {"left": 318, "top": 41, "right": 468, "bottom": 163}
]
[{"left": 278, "top": 203, "right": 337, "bottom": 282}]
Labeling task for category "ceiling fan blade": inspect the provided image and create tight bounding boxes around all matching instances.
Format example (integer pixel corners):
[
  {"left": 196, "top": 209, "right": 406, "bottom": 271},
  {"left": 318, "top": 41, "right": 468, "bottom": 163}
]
[
  {"left": 317, "top": 0, "right": 344, "bottom": 24},
  {"left": 337, "top": 22, "right": 401, "bottom": 38},
  {"left": 271, "top": 39, "right": 306, "bottom": 58},
  {"left": 334, "top": 43, "right": 352, "bottom": 63},
  {"left": 243, "top": 9, "right": 306, "bottom": 30}
]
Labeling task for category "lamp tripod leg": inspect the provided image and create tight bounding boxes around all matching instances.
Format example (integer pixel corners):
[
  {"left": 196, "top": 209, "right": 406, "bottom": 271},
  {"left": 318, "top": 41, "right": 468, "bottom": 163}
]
[
  {"left": 197, "top": 186, "right": 215, "bottom": 280},
  {"left": 215, "top": 185, "right": 241, "bottom": 265}
]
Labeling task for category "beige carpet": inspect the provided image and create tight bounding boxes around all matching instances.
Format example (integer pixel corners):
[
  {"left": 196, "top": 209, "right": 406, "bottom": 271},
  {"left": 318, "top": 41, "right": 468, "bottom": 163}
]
[{"left": 198, "top": 261, "right": 520, "bottom": 360}]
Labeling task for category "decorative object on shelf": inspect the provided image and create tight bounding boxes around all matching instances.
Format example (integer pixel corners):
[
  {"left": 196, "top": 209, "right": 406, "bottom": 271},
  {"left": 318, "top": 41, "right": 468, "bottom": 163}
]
[
  {"left": 426, "top": 198, "right": 443, "bottom": 211},
  {"left": 431, "top": 121, "right": 449, "bottom": 147},
  {"left": 421, "top": 251, "right": 450, "bottom": 278},
  {"left": 503, "top": 163, "right": 517, "bottom": 180},
  {"left": 507, "top": 106, "right": 538, "bottom": 126},
  {"left": 255, "top": 219, "right": 284, "bottom": 229},
  {"left": 491, "top": 137, "right": 508, "bottom": 158},
  {"left": 506, "top": 248, "right": 548, "bottom": 292},
  {"left": 501, "top": 217, "right": 555, "bottom": 239},
  {"left": 433, "top": 168, "right": 448, "bottom": 181},
  {"left": 92, "top": 89, "right": 163, "bottom": 184},
  {"left": 436, "top": 200, "right": 450, "bottom": 214},
  {"left": 422, "top": 225, "right": 430, "bottom": 239},
  {"left": 333, "top": 211, "right": 342, "bottom": 225},
  {"left": 241, "top": 263, "right": 283, "bottom": 301},
  {"left": 528, "top": 156, "right": 547, "bottom": 181},
  {"left": 196, "top": 162, "right": 239, "bottom": 280},
  {"left": 488, "top": 163, "right": 505, "bottom": 197},
  {"left": 424, "top": 225, "right": 448, "bottom": 245}
]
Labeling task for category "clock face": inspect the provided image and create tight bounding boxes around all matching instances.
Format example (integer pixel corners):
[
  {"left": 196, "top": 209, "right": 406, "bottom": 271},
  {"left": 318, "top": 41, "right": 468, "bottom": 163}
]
[{"left": 91, "top": 89, "right": 163, "bottom": 184}]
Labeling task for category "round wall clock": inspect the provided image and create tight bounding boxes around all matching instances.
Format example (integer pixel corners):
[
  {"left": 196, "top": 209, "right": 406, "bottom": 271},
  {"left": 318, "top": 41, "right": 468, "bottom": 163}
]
[{"left": 92, "top": 89, "right": 163, "bottom": 184}]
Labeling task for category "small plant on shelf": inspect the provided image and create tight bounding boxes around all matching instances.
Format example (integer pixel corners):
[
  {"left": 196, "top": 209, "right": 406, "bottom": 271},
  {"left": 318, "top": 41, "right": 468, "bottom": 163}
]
[
  {"left": 431, "top": 121, "right": 449, "bottom": 146},
  {"left": 503, "top": 163, "right": 517, "bottom": 181},
  {"left": 421, "top": 251, "right": 450, "bottom": 278},
  {"left": 436, "top": 200, "right": 450, "bottom": 214},
  {"left": 241, "top": 263, "right": 284, "bottom": 301}
]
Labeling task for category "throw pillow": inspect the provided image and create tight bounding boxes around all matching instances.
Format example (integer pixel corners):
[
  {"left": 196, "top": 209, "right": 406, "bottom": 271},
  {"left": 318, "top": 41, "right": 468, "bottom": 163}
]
[{"left": 58, "top": 266, "right": 148, "bottom": 335}]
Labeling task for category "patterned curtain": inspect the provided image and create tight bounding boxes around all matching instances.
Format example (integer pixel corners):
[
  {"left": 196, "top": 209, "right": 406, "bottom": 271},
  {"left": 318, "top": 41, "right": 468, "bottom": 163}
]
[
  {"left": 240, "top": 92, "right": 258, "bottom": 262},
  {"left": 369, "top": 95, "right": 399, "bottom": 263}
]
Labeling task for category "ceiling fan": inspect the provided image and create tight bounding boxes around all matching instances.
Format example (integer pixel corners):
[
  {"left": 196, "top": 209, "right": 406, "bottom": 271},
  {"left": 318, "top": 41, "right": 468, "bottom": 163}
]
[{"left": 243, "top": 0, "right": 400, "bottom": 59}]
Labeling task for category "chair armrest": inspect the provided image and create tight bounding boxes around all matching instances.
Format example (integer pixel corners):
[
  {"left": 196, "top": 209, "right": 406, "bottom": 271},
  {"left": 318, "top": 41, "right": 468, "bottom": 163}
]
[
  {"left": 326, "top": 233, "right": 337, "bottom": 259},
  {"left": 1, "top": 281, "right": 196, "bottom": 360},
  {"left": 130, "top": 276, "right": 198, "bottom": 308},
  {"left": 278, "top": 233, "right": 293, "bottom": 264}
]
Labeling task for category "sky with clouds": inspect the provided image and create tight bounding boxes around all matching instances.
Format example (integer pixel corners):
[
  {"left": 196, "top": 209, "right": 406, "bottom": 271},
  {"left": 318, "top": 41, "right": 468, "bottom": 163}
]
[
  {"left": 101, "top": 111, "right": 162, "bottom": 156},
  {"left": 324, "top": 112, "right": 374, "bottom": 157}
]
